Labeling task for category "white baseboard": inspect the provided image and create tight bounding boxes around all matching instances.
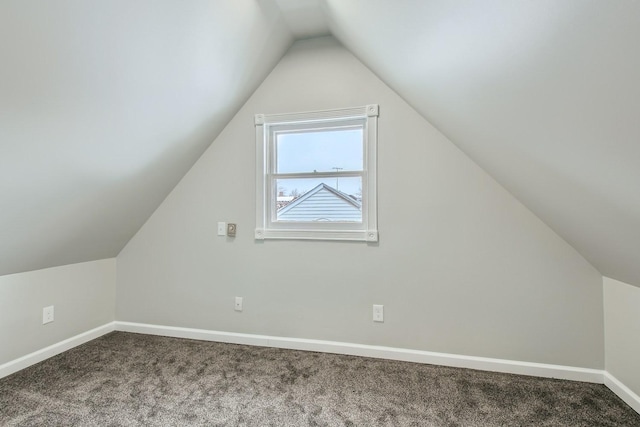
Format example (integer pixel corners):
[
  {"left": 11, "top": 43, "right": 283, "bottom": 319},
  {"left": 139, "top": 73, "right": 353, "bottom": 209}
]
[
  {"left": 115, "top": 321, "right": 603, "bottom": 384},
  {"left": 2, "top": 320, "right": 638, "bottom": 416},
  {"left": 604, "top": 372, "right": 640, "bottom": 414},
  {"left": 0, "top": 322, "right": 115, "bottom": 380},
  {"left": 116, "top": 321, "right": 270, "bottom": 347}
]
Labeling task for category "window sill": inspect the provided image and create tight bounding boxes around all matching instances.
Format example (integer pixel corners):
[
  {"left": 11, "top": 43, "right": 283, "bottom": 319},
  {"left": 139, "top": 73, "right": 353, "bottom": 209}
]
[{"left": 255, "top": 228, "right": 378, "bottom": 242}]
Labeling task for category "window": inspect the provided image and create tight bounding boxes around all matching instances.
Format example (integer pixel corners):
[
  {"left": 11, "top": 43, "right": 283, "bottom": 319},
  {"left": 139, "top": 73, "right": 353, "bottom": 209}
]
[{"left": 255, "top": 105, "right": 378, "bottom": 241}]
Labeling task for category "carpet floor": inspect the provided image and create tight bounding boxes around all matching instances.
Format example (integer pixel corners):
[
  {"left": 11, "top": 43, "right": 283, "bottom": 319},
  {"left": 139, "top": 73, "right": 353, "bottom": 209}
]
[{"left": 0, "top": 332, "right": 638, "bottom": 426}]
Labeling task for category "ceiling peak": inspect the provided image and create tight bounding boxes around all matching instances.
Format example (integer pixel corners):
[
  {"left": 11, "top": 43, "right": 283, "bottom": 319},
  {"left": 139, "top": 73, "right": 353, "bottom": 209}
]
[{"left": 274, "top": 0, "right": 330, "bottom": 39}]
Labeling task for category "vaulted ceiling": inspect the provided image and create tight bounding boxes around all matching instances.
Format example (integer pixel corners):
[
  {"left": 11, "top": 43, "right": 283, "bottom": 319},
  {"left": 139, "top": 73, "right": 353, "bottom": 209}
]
[{"left": 1, "top": 0, "right": 639, "bottom": 286}]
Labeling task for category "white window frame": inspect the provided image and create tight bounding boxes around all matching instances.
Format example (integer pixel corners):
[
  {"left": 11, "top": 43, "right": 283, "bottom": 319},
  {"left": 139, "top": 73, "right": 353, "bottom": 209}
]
[{"left": 255, "top": 104, "right": 378, "bottom": 242}]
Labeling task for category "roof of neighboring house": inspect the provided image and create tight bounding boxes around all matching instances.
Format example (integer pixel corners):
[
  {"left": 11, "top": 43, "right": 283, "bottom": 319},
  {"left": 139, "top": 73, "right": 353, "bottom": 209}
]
[{"left": 277, "top": 183, "right": 361, "bottom": 222}]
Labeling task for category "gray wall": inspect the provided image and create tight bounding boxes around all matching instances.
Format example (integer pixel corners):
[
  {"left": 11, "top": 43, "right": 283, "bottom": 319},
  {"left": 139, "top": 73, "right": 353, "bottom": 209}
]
[
  {"left": 117, "top": 37, "right": 604, "bottom": 368},
  {"left": 0, "top": 258, "right": 116, "bottom": 365},
  {"left": 604, "top": 277, "right": 640, "bottom": 395}
]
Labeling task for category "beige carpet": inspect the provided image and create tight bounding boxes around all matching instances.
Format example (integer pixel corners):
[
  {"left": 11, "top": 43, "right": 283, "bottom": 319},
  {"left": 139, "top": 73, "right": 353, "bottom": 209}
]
[{"left": 1, "top": 332, "right": 638, "bottom": 426}]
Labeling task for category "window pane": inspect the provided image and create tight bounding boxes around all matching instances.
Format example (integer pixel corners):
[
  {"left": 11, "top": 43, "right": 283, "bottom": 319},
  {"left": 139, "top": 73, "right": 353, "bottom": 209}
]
[
  {"left": 276, "top": 128, "right": 363, "bottom": 173},
  {"left": 275, "top": 177, "right": 362, "bottom": 222}
]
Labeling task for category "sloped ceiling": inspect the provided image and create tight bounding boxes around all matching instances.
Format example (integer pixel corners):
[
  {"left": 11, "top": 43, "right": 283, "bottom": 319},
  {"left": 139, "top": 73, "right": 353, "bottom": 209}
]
[
  {"left": 0, "top": 0, "right": 293, "bottom": 275},
  {"left": 1, "top": 1, "right": 639, "bottom": 286},
  {"left": 322, "top": 0, "right": 640, "bottom": 286}
]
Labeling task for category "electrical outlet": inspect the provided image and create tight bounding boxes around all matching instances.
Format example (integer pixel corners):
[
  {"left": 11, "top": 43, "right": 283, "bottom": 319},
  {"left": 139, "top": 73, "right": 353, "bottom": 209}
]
[
  {"left": 43, "top": 305, "right": 54, "bottom": 324},
  {"left": 217, "top": 222, "right": 226, "bottom": 236},
  {"left": 373, "top": 304, "right": 384, "bottom": 322},
  {"left": 235, "top": 296, "right": 243, "bottom": 312}
]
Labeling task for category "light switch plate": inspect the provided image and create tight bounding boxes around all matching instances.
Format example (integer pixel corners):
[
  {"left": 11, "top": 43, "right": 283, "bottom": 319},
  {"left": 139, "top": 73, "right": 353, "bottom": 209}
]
[
  {"left": 227, "top": 223, "right": 237, "bottom": 237},
  {"left": 217, "top": 222, "right": 226, "bottom": 236}
]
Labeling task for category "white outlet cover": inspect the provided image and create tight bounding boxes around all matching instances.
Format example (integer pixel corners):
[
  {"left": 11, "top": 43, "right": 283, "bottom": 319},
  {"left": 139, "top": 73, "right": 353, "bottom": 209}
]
[
  {"left": 373, "top": 304, "right": 384, "bottom": 322},
  {"left": 42, "top": 305, "right": 54, "bottom": 324},
  {"left": 235, "top": 296, "right": 243, "bottom": 311}
]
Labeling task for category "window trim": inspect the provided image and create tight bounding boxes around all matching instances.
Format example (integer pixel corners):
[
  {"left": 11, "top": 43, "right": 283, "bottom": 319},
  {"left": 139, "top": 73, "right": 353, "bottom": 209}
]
[{"left": 255, "top": 105, "right": 378, "bottom": 242}]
